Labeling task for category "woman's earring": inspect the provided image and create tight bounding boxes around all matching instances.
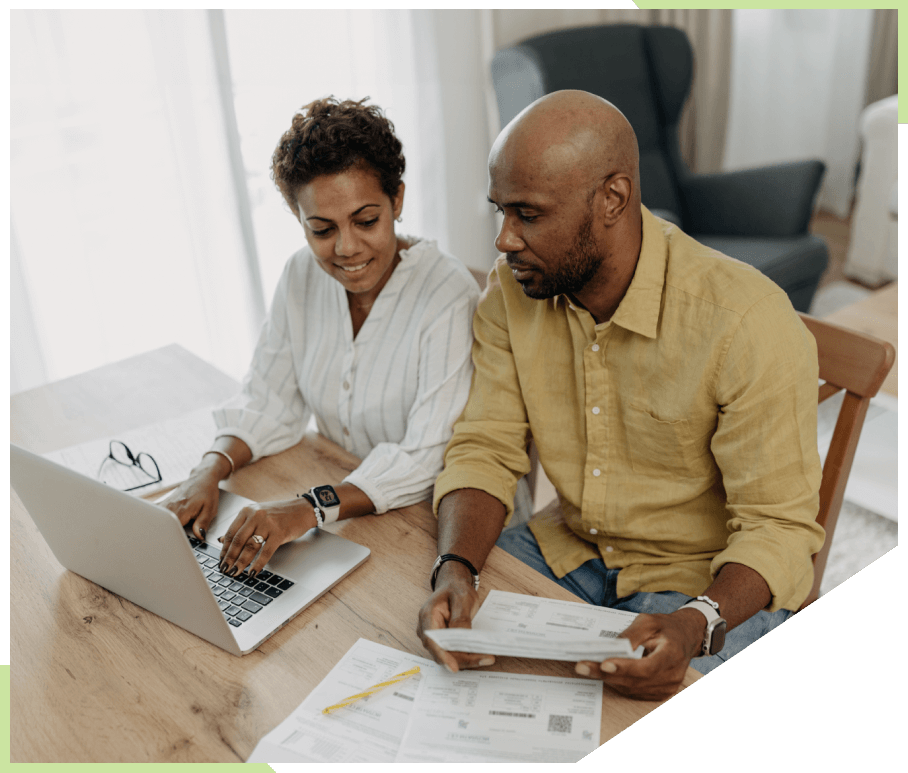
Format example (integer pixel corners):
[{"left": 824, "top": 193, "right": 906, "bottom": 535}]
[{"left": 396, "top": 216, "right": 402, "bottom": 223}]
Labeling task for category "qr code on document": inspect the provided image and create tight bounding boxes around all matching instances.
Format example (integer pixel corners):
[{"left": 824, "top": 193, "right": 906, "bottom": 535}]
[{"left": 547, "top": 714, "right": 572, "bottom": 734}]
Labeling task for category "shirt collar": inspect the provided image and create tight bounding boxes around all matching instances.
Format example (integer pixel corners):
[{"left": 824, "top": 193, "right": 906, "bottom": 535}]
[{"left": 549, "top": 206, "right": 667, "bottom": 333}]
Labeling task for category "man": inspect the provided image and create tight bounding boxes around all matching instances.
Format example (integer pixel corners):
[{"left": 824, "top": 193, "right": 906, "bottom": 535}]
[{"left": 417, "top": 90, "right": 824, "bottom": 700}]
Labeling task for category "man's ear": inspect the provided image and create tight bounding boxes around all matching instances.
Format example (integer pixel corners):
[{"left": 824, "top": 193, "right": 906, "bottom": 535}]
[{"left": 595, "top": 174, "right": 633, "bottom": 226}]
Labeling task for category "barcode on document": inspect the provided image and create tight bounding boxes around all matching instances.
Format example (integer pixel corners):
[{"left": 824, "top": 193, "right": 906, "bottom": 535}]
[
  {"left": 489, "top": 710, "right": 536, "bottom": 718},
  {"left": 598, "top": 629, "right": 619, "bottom": 638}
]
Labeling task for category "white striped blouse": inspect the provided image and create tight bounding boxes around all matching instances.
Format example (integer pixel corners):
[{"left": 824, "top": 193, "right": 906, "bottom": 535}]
[{"left": 212, "top": 236, "right": 480, "bottom": 513}]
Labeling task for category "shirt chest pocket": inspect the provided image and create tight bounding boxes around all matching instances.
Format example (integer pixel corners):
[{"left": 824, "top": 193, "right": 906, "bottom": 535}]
[{"left": 624, "top": 405, "right": 715, "bottom": 478}]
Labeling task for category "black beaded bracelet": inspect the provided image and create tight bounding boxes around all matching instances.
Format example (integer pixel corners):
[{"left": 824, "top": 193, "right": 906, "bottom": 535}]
[{"left": 431, "top": 554, "right": 480, "bottom": 591}]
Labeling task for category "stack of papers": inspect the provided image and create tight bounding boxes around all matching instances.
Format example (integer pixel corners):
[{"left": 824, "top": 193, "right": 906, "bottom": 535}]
[
  {"left": 452, "top": 589, "right": 643, "bottom": 660},
  {"left": 248, "top": 639, "right": 602, "bottom": 763},
  {"left": 249, "top": 592, "right": 642, "bottom": 763},
  {"left": 425, "top": 627, "right": 642, "bottom": 661}
]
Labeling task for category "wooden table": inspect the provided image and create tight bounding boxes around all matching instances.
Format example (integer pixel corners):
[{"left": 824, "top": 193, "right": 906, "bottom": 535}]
[
  {"left": 823, "top": 280, "right": 898, "bottom": 397},
  {"left": 10, "top": 345, "right": 699, "bottom": 762}
]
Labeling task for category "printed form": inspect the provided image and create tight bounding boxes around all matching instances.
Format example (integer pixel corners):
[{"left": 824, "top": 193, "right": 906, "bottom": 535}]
[
  {"left": 426, "top": 590, "right": 643, "bottom": 661},
  {"left": 248, "top": 638, "right": 602, "bottom": 763},
  {"left": 248, "top": 639, "right": 432, "bottom": 763},
  {"left": 397, "top": 668, "right": 601, "bottom": 763}
]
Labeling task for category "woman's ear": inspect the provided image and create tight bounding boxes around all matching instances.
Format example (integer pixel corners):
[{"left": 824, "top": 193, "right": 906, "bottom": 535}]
[{"left": 392, "top": 182, "right": 406, "bottom": 220}]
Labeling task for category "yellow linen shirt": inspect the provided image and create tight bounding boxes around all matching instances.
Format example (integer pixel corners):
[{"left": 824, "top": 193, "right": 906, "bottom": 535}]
[{"left": 435, "top": 206, "right": 824, "bottom": 612}]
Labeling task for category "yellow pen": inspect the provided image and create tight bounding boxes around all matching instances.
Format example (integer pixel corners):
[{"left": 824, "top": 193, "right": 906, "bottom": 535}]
[{"left": 322, "top": 665, "right": 421, "bottom": 715}]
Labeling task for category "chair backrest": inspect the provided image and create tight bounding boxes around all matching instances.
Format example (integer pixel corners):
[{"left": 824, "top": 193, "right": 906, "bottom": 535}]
[
  {"left": 797, "top": 312, "right": 896, "bottom": 609},
  {"left": 491, "top": 24, "right": 693, "bottom": 217}
]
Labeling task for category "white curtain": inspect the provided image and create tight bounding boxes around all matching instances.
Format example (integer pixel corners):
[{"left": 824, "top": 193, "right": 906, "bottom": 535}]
[
  {"left": 10, "top": 9, "right": 446, "bottom": 393},
  {"left": 723, "top": 9, "right": 875, "bottom": 217}
]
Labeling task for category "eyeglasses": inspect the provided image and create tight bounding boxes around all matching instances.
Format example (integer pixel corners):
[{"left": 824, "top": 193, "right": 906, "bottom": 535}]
[{"left": 98, "top": 440, "right": 162, "bottom": 492}]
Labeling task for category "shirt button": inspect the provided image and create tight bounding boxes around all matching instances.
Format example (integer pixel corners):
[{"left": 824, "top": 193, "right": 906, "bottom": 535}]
[
  {"left": 589, "top": 528, "right": 598, "bottom": 535},
  {"left": 592, "top": 406, "right": 600, "bottom": 415},
  {"left": 605, "top": 546, "right": 614, "bottom": 553},
  {"left": 591, "top": 344, "right": 600, "bottom": 352},
  {"left": 592, "top": 469, "right": 601, "bottom": 477},
  {"left": 342, "top": 427, "right": 350, "bottom": 436},
  {"left": 343, "top": 381, "right": 350, "bottom": 390}
]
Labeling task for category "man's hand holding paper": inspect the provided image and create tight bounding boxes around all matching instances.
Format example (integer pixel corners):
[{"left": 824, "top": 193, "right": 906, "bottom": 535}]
[
  {"left": 417, "top": 558, "right": 496, "bottom": 673},
  {"left": 420, "top": 590, "right": 644, "bottom": 673}
]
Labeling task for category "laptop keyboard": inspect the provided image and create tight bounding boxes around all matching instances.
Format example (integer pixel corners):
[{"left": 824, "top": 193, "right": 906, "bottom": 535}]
[{"left": 188, "top": 536, "right": 294, "bottom": 627}]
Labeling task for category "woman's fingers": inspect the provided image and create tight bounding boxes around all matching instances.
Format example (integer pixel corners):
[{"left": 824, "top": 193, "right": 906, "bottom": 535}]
[
  {"left": 245, "top": 538, "right": 281, "bottom": 578},
  {"left": 217, "top": 499, "right": 314, "bottom": 576},
  {"left": 218, "top": 508, "right": 256, "bottom": 571},
  {"left": 224, "top": 533, "right": 269, "bottom": 577},
  {"left": 189, "top": 491, "right": 220, "bottom": 541},
  {"left": 161, "top": 473, "right": 220, "bottom": 540}
]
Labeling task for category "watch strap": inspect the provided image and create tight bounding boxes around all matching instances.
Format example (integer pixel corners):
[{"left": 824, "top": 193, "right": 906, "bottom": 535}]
[
  {"left": 679, "top": 599, "right": 720, "bottom": 625},
  {"left": 678, "top": 596, "right": 726, "bottom": 657}
]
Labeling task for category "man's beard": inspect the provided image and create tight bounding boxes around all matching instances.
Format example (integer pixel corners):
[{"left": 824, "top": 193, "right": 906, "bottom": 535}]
[{"left": 512, "top": 211, "right": 603, "bottom": 300}]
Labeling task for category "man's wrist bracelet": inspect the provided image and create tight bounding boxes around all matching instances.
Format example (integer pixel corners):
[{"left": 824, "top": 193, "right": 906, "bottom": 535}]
[{"left": 431, "top": 554, "right": 480, "bottom": 591}]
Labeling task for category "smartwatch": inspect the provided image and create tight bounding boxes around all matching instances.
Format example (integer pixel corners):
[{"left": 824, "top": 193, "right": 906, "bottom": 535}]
[
  {"left": 309, "top": 485, "right": 341, "bottom": 525},
  {"left": 678, "top": 595, "right": 727, "bottom": 657}
]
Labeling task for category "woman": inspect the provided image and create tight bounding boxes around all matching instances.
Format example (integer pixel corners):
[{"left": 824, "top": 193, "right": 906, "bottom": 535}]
[{"left": 164, "top": 97, "right": 479, "bottom": 578}]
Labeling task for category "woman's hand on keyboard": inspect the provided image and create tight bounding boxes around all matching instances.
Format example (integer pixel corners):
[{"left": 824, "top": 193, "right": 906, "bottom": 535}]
[
  {"left": 217, "top": 499, "right": 318, "bottom": 577},
  {"left": 161, "top": 467, "right": 222, "bottom": 542}
]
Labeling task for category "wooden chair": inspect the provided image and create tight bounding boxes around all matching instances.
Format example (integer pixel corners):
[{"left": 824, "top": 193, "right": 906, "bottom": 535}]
[{"left": 797, "top": 312, "right": 896, "bottom": 609}]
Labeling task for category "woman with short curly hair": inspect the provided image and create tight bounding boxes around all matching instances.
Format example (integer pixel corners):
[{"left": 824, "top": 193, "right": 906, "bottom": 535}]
[{"left": 164, "top": 98, "right": 479, "bottom": 578}]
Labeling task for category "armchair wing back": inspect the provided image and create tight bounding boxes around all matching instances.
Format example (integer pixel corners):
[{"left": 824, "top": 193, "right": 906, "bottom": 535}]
[{"left": 492, "top": 24, "right": 829, "bottom": 312}]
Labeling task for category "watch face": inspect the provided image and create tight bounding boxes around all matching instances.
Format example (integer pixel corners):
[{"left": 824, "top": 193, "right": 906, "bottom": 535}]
[
  {"left": 709, "top": 620, "right": 728, "bottom": 656},
  {"left": 313, "top": 485, "right": 341, "bottom": 509}
]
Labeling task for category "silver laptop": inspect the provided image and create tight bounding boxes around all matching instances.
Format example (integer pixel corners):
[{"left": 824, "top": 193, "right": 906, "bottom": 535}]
[{"left": 10, "top": 443, "right": 370, "bottom": 655}]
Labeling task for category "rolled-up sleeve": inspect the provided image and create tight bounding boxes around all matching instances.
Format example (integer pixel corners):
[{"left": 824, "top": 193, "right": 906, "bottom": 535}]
[
  {"left": 346, "top": 291, "right": 478, "bottom": 513},
  {"left": 212, "top": 262, "right": 310, "bottom": 461},
  {"left": 709, "top": 292, "right": 825, "bottom": 611},
  {"left": 433, "top": 269, "right": 532, "bottom": 520}
]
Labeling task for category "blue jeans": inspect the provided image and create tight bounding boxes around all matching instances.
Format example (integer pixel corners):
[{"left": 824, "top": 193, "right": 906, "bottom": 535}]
[{"left": 496, "top": 524, "right": 792, "bottom": 674}]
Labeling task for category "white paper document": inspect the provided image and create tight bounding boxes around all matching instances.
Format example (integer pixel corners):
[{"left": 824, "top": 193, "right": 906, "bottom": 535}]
[
  {"left": 397, "top": 668, "right": 602, "bottom": 763},
  {"left": 426, "top": 590, "right": 643, "bottom": 661},
  {"left": 247, "top": 638, "right": 602, "bottom": 763},
  {"left": 425, "top": 627, "right": 641, "bottom": 661},
  {"left": 248, "top": 639, "right": 434, "bottom": 763},
  {"left": 43, "top": 407, "right": 217, "bottom": 497}
]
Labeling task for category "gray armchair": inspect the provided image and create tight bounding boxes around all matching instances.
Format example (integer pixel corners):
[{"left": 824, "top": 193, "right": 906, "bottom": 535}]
[{"left": 492, "top": 24, "right": 828, "bottom": 312}]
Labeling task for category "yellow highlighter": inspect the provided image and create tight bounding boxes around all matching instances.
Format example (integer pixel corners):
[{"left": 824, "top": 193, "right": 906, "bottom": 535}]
[{"left": 322, "top": 665, "right": 421, "bottom": 715}]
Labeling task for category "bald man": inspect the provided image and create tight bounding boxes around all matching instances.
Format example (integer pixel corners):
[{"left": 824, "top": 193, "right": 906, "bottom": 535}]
[{"left": 417, "top": 91, "right": 825, "bottom": 700}]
